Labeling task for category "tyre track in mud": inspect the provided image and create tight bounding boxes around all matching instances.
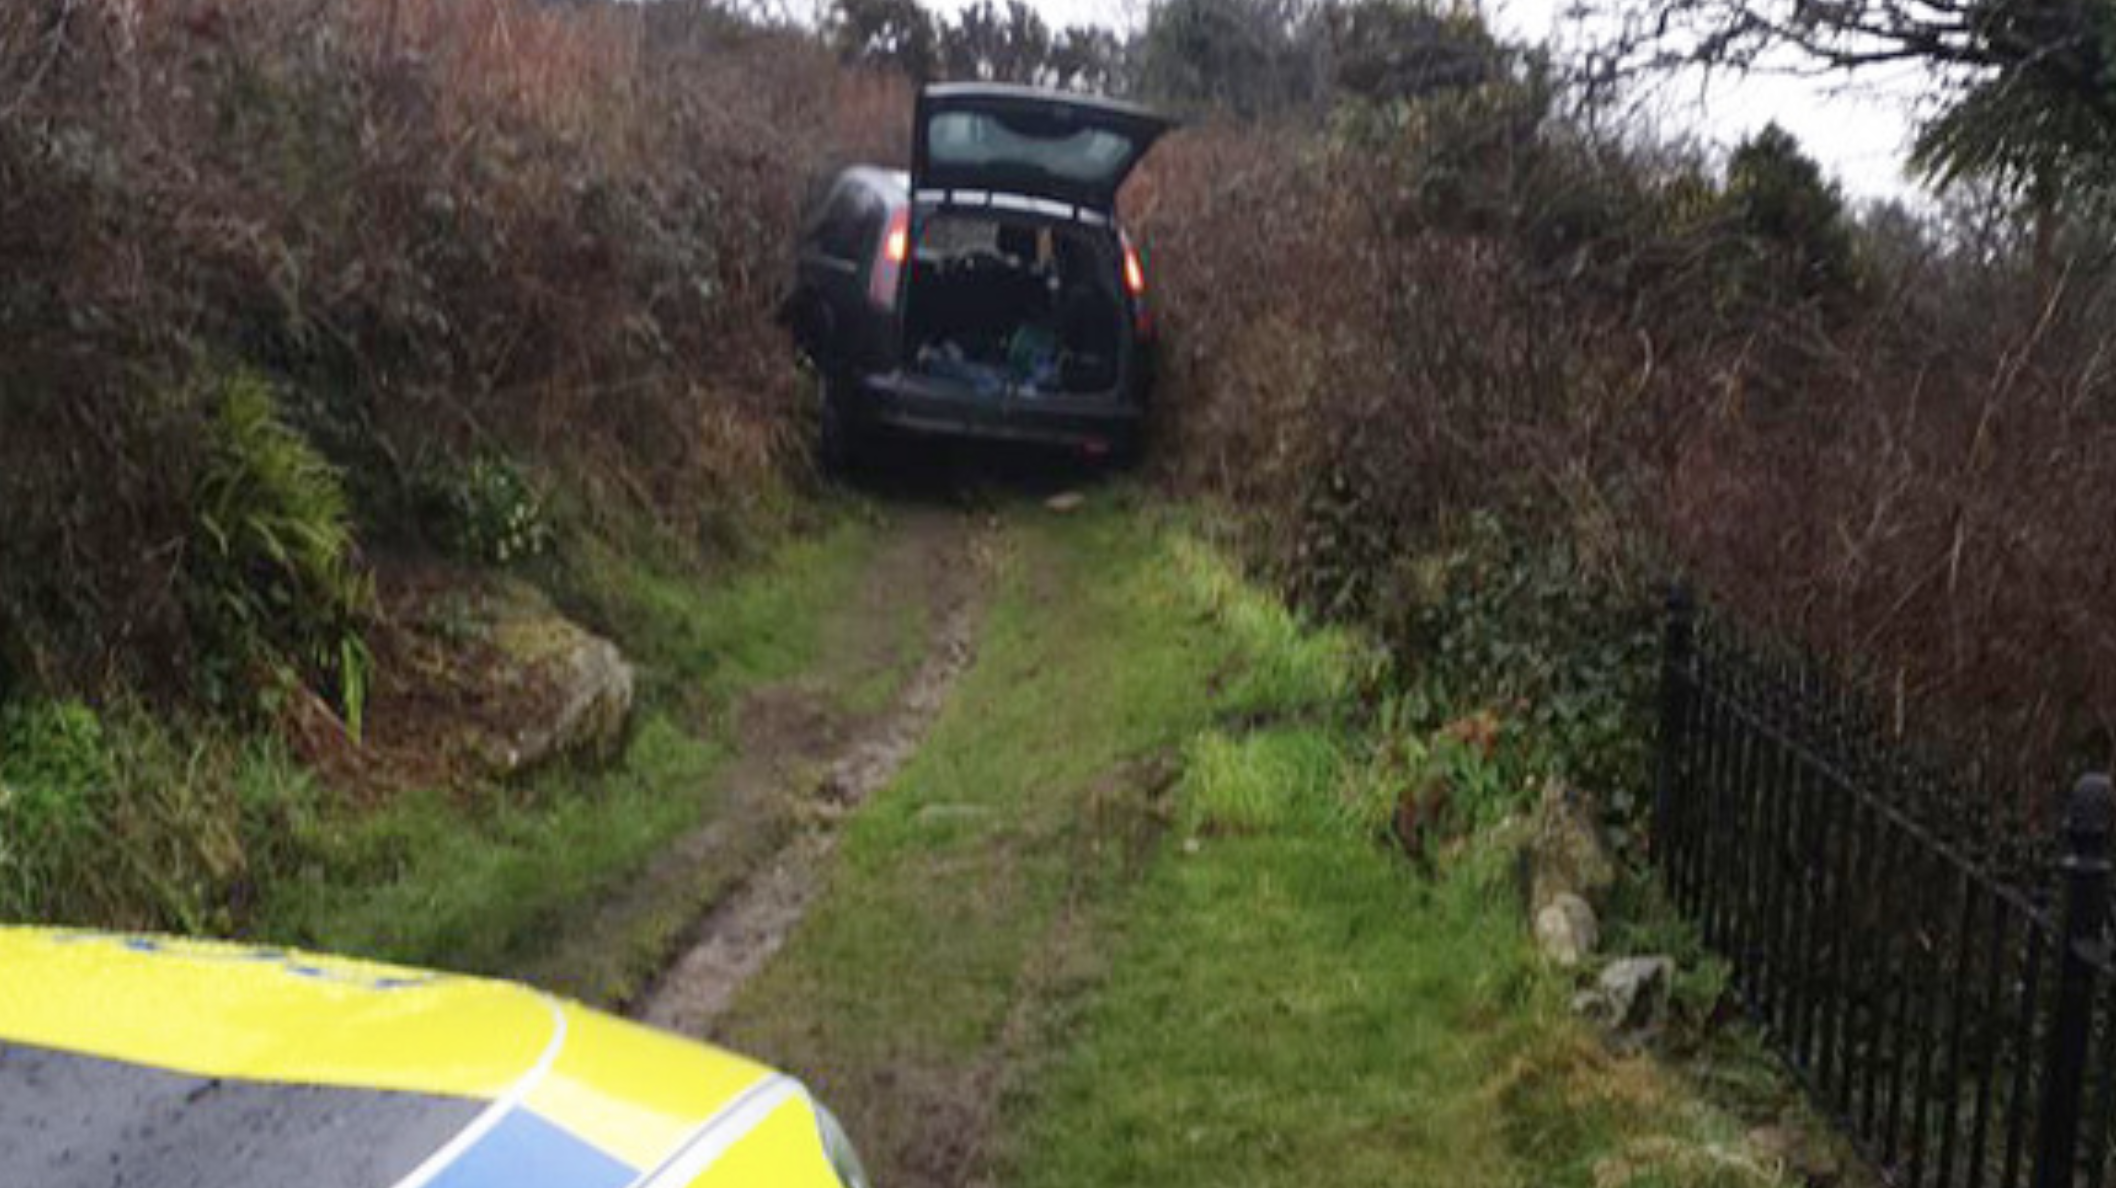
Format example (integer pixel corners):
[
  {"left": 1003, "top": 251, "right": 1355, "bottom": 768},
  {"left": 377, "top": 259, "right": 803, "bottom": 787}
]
[{"left": 631, "top": 507, "right": 993, "bottom": 1038}]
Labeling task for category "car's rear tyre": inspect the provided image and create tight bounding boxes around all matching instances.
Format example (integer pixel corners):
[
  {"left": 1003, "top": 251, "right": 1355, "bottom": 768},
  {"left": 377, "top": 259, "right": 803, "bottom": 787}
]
[{"left": 815, "top": 373, "right": 865, "bottom": 477}]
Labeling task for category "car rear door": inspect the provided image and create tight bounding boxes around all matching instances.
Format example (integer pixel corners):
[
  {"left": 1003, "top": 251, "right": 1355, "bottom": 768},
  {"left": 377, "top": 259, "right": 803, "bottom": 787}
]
[
  {"left": 912, "top": 84, "right": 1172, "bottom": 213},
  {"left": 793, "top": 176, "right": 889, "bottom": 369}
]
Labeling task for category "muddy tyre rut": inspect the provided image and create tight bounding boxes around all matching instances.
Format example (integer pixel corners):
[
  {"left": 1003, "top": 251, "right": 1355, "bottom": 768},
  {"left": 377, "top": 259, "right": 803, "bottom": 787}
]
[{"left": 628, "top": 508, "right": 992, "bottom": 1037}]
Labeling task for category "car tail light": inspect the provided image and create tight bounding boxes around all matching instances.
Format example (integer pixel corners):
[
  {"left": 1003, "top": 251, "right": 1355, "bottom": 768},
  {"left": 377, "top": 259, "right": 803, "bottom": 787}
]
[
  {"left": 1120, "top": 229, "right": 1152, "bottom": 338},
  {"left": 870, "top": 207, "right": 910, "bottom": 309},
  {"left": 1120, "top": 232, "right": 1147, "bottom": 296}
]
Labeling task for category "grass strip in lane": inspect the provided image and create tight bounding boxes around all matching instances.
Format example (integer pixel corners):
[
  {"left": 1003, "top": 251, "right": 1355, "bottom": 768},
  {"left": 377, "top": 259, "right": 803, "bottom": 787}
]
[{"left": 718, "top": 494, "right": 1286, "bottom": 1187}]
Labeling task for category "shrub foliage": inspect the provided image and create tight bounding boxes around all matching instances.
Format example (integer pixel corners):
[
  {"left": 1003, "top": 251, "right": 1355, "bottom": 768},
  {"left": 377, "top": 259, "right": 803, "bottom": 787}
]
[
  {"left": 190, "top": 371, "right": 374, "bottom": 732},
  {"left": 1129, "top": 24, "right": 2116, "bottom": 783},
  {"left": 0, "top": 0, "right": 905, "bottom": 709}
]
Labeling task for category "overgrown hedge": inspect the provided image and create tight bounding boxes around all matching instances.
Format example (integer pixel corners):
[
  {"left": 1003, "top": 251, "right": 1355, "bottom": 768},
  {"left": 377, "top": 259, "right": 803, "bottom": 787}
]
[
  {"left": 1132, "top": 72, "right": 2116, "bottom": 784},
  {"left": 0, "top": 0, "right": 908, "bottom": 709}
]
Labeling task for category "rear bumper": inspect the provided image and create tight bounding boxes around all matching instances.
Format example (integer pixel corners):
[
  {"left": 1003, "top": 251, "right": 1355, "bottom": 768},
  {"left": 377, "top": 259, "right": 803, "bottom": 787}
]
[{"left": 850, "top": 372, "right": 1141, "bottom": 450}]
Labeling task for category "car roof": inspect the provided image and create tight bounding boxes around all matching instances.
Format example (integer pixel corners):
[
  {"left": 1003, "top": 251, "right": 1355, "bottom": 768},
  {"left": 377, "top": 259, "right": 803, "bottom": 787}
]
[
  {"left": 0, "top": 928, "right": 844, "bottom": 1188},
  {"left": 838, "top": 165, "right": 909, "bottom": 197}
]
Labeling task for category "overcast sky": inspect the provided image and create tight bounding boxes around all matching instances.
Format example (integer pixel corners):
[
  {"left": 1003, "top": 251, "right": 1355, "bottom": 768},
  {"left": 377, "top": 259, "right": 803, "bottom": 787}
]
[
  {"left": 1489, "top": 0, "right": 1932, "bottom": 201},
  {"left": 918, "top": 0, "right": 1939, "bottom": 202}
]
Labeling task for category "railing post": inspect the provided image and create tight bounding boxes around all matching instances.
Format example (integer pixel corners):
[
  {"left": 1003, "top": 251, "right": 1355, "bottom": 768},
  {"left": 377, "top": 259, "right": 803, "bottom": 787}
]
[
  {"left": 2032, "top": 773, "right": 2113, "bottom": 1188},
  {"left": 1653, "top": 583, "right": 1696, "bottom": 873}
]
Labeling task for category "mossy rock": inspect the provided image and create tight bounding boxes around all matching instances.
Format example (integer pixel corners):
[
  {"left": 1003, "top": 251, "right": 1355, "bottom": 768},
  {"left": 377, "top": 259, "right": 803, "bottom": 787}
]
[
  {"left": 1525, "top": 776, "right": 1617, "bottom": 914},
  {"left": 353, "top": 568, "right": 636, "bottom": 786},
  {"left": 477, "top": 582, "right": 635, "bottom": 773}
]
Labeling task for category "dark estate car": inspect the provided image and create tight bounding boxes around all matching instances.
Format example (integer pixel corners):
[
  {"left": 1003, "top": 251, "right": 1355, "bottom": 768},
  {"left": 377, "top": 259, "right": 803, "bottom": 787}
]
[{"left": 784, "top": 84, "right": 1173, "bottom": 467}]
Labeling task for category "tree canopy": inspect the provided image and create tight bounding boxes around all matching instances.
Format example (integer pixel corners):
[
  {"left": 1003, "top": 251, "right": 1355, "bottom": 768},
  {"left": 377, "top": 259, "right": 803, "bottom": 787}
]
[
  {"left": 1593, "top": 0, "right": 2116, "bottom": 201},
  {"left": 829, "top": 0, "right": 1122, "bottom": 87}
]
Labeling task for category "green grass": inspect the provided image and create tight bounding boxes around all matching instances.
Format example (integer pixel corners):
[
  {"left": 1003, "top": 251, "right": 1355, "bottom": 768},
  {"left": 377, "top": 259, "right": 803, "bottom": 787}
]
[
  {"left": 1008, "top": 773, "right": 1780, "bottom": 1188},
  {"left": 1003, "top": 516, "right": 1788, "bottom": 1188},
  {"left": 254, "top": 714, "right": 721, "bottom": 971},
  {"left": 1164, "top": 529, "right": 1382, "bottom": 718},
  {"left": 1177, "top": 725, "right": 1347, "bottom": 836},
  {"left": 552, "top": 510, "right": 889, "bottom": 717},
  {"left": 251, "top": 511, "right": 885, "bottom": 972},
  {"left": 720, "top": 494, "right": 1248, "bottom": 1185},
  {"left": 1, "top": 700, "right": 320, "bottom": 934},
  {"left": 1014, "top": 831, "right": 1526, "bottom": 1186},
  {"left": 829, "top": 577, "right": 933, "bottom": 720},
  {"left": 721, "top": 493, "right": 1790, "bottom": 1188},
  {"left": 4, "top": 485, "right": 1829, "bottom": 1187}
]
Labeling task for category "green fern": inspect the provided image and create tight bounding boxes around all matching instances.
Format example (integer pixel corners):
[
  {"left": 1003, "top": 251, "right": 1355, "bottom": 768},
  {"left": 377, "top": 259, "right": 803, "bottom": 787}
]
[{"left": 190, "top": 370, "right": 373, "bottom": 737}]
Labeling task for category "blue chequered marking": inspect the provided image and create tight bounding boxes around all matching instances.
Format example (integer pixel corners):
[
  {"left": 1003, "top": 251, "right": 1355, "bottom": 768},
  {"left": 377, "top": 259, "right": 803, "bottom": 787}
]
[{"left": 422, "top": 1108, "right": 636, "bottom": 1188}]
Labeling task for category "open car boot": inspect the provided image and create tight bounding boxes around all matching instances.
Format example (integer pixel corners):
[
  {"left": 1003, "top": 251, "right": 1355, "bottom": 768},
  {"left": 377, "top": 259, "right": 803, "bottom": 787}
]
[{"left": 905, "top": 213, "right": 1126, "bottom": 400}]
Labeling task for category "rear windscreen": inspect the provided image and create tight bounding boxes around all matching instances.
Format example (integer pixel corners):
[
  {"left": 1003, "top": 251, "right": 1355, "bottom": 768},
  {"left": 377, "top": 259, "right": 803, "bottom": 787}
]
[{"left": 927, "top": 111, "right": 1136, "bottom": 185}]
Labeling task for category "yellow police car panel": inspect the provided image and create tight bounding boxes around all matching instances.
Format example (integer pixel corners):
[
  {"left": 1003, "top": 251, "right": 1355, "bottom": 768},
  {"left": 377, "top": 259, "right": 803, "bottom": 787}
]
[{"left": 0, "top": 927, "right": 870, "bottom": 1188}]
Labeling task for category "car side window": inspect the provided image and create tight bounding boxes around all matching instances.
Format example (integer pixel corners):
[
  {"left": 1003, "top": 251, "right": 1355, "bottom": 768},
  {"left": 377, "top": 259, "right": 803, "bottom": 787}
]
[{"left": 813, "top": 184, "right": 877, "bottom": 265}]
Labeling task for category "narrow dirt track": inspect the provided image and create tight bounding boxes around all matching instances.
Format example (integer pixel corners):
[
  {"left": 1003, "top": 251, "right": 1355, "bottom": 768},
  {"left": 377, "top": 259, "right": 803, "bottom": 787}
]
[{"left": 630, "top": 506, "right": 992, "bottom": 1037}]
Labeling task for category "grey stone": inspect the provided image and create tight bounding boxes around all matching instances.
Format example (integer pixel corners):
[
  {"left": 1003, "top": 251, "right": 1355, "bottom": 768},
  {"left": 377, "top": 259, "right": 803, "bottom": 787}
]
[
  {"left": 1526, "top": 777, "right": 1617, "bottom": 914},
  {"left": 1534, "top": 892, "right": 1599, "bottom": 967},
  {"left": 1587, "top": 955, "right": 1676, "bottom": 1034},
  {"left": 497, "top": 612, "right": 635, "bottom": 773},
  {"left": 1747, "top": 1123, "right": 1847, "bottom": 1185},
  {"left": 535, "top": 635, "right": 634, "bottom": 761}
]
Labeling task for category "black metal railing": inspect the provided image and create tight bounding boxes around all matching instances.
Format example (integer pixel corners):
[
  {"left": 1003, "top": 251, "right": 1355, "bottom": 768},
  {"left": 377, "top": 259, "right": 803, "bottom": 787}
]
[{"left": 1654, "top": 587, "right": 2115, "bottom": 1188}]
